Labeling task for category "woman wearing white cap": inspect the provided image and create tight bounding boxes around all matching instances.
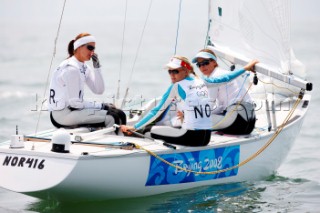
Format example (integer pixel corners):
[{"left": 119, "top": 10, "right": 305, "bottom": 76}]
[
  {"left": 192, "top": 48, "right": 258, "bottom": 134},
  {"left": 48, "top": 33, "right": 126, "bottom": 131},
  {"left": 121, "top": 56, "right": 247, "bottom": 146}
]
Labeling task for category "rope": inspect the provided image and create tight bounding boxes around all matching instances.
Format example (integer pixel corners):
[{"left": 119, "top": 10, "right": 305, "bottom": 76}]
[
  {"left": 257, "top": 76, "right": 300, "bottom": 95},
  {"left": 235, "top": 73, "right": 250, "bottom": 100},
  {"left": 34, "top": 0, "right": 67, "bottom": 136},
  {"left": 121, "top": 0, "right": 154, "bottom": 108},
  {"left": 174, "top": 0, "right": 183, "bottom": 55},
  {"left": 133, "top": 95, "right": 302, "bottom": 175},
  {"left": 212, "top": 81, "right": 253, "bottom": 129},
  {"left": 131, "top": 72, "right": 303, "bottom": 175},
  {"left": 210, "top": 73, "right": 299, "bottom": 129}
]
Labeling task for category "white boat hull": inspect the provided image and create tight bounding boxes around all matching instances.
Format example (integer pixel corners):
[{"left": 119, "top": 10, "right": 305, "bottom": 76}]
[{"left": 0, "top": 95, "right": 310, "bottom": 201}]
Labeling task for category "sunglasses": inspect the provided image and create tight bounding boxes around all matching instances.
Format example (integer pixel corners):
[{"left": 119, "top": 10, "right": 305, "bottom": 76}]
[
  {"left": 168, "top": 69, "right": 180, "bottom": 75},
  {"left": 86, "top": 45, "right": 95, "bottom": 51},
  {"left": 196, "top": 60, "right": 211, "bottom": 68}
]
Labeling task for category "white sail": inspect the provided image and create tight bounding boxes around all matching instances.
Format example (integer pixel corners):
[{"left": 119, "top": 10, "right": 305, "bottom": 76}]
[{"left": 209, "top": 0, "right": 306, "bottom": 79}]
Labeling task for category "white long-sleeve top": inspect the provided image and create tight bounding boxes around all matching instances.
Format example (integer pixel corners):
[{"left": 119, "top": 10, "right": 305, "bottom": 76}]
[
  {"left": 134, "top": 76, "right": 213, "bottom": 130},
  {"left": 207, "top": 67, "right": 253, "bottom": 114},
  {"left": 48, "top": 56, "right": 105, "bottom": 111},
  {"left": 153, "top": 69, "right": 248, "bottom": 128}
]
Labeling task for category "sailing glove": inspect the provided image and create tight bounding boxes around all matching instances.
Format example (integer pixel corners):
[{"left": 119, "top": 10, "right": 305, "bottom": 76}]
[
  {"left": 101, "top": 103, "right": 116, "bottom": 111},
  {"left": 92, "top": 53, "right": 101, "bottom": 68}
]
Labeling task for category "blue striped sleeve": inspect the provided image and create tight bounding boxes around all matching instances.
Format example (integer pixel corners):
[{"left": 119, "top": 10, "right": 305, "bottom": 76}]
[
  {"left": 177, "top": 84, "right": 186, "bottom": 100},
  {"left": 134, "top": 84, "right": 176, "bottom": 130},
  {"left": 204, "top": 68, "right": 245, "bottom": 84}
]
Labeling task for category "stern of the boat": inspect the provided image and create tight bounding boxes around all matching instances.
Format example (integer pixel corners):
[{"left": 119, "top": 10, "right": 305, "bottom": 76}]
[{"left": 0, "top": 145, "right": 78, "bottom": 195}]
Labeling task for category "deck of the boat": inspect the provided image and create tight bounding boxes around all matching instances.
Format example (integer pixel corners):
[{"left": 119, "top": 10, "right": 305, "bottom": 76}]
[{"left": 0, "top": 95, "right": 309, "bottom": 159}]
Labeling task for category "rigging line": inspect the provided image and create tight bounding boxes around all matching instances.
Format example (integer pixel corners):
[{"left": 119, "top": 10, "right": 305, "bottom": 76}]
[
  {"left": 218, "top": 56, "right": 232, "bottom": 69},
  {"left": 287, "top": 0, "right": 292, "bottom": 70},
  {"left": 34, "top": 0, "right": 67, "bottom": 136},
  {"left": 117, "top": 0, "right": 128, "bottom": 100},
  {"left": 174, "top": 0, "right": 183, "bottom": 55},
  {"left": 121, "top": 0, "right": 154, "bottom": 108},
  {"left": 134, "top": 96, "right": 302, "bottom": 175},
  {"left": 212, "top": 82, "right": 253, "bottom": 129},
  {"left": 258, "top": 76, "right": 299, "bottom": 95},
  {"left": 234, "top": 73, "right": 250, "bottom": 101}
]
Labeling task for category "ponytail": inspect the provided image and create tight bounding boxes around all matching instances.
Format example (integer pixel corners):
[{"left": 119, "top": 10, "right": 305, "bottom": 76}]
[
  {"left": 67, "top": 32, "right": 92, "bottom": 58},
  {"left": 67, "top": 40, "right": 75, "bottom": 58}
]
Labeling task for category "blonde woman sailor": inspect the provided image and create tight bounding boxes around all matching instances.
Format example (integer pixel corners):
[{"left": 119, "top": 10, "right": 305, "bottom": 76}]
[
  {"left": 193, "top": 49, "right": 258, "bottom": 134},
  {"left": 121, "top": 56, "right": 248, "bottom": 146}
]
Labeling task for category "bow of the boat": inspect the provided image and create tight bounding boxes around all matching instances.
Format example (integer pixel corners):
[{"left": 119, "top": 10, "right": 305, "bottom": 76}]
[{"left": 235, "top": 93, "right": 312, "bottom": 179}]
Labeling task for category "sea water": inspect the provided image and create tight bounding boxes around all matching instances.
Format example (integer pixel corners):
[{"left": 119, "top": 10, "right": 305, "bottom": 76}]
[{"left": 0, "top": 0, "right": 320, "bottom": 212}]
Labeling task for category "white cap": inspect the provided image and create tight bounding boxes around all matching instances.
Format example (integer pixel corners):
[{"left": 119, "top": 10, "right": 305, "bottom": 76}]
[
  {"left": 165, "top": 57, "right": 191, "bottom": 70},
  {"left": 192, "top": 52, "right": 217, "bottom": 63}
]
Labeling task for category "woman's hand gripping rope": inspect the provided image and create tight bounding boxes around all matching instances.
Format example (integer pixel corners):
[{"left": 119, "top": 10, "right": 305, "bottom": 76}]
[{"left": 117, "top": 124, "right": 176, "bottom": 149}]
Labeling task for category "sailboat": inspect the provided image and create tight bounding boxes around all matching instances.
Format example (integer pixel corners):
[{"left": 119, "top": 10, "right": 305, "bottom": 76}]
[{"left": 0, "top": 0, "right": 312, "bottom": 201}]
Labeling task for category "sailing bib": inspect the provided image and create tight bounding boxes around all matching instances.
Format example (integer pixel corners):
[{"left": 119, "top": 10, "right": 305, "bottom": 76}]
[
  {"left": 48, "top": 57, "right": 103, "bottom": 111},
  {"left": 180, "top": 77, "right": 212, "bottom": 130},
  {"left": 134, "top": 76, "right": 213, "bottom": 130}
]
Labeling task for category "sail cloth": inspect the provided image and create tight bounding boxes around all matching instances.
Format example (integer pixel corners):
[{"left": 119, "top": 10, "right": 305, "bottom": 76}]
[{"left": 209, "top": 0, "right": 306, "bottom": 79}]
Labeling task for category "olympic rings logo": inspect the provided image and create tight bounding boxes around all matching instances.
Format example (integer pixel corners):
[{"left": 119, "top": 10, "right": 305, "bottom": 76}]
[{"left": 196, "top": 90, "right": 208, "bottom": 97}]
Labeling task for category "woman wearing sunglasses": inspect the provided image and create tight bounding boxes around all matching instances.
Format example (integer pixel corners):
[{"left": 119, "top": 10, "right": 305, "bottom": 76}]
[
  {"left": 121, "top": 56, "right": 247, "bottom": 146},
  {"left": 192, "top": 49, "right": 258, "bottom": 135},
  {"left": 48, "top": 33, "right": 126, "bottom": 131}
]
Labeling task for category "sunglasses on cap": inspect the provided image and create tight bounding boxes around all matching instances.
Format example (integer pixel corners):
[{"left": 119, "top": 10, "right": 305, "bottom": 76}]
[
  {"left": 196, "top": 60, "right": 211, "bottom": 68},
  {"left": 168, "top": 69, "right": 180, "bottom": 75},
  {"left": 86, "top": 45, "right": 95, "bottom": 51}
]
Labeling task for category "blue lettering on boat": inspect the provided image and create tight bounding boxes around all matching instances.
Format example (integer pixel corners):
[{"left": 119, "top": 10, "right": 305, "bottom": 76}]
[
  {"left": 146, "top": 145, "right": 239, "bottom": 186},
  {"left": 2, "top": 156, "right": 45, "bottom": 170}
]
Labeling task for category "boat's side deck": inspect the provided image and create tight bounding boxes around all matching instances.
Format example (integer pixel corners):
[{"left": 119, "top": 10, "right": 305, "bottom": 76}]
[{"left": 0, "top": 95, "right": 309, "bottom": 158}]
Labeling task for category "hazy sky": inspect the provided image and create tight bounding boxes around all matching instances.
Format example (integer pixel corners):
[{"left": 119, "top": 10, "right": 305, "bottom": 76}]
[
  {"left": 292, "top": 0, "right": 320, "bottom": 21},
  {"left": 1, "top": 0, "right": 320, "bottom": 22},
  {"left": 0, "top": 0, "right": 318, "bottom": 96},
  {"left": 1, "top": 0, "right": 318, "bottom": 61}
]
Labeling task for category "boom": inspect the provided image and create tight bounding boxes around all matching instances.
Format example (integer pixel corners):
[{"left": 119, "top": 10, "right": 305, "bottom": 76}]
[{"left": 208, "top": 46, "right": 312, "bottom": 91}]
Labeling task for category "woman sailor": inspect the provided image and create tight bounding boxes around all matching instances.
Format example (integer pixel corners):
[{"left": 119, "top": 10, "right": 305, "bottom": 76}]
[
  {"left": 193, "top": 49, "right": 258, "bottom": 134},
  {"left": 48, "top": 33, "right": 126, "bottom": 130},
  {"left": 121, "top": 56, "right": 247, "bottom": 146}
]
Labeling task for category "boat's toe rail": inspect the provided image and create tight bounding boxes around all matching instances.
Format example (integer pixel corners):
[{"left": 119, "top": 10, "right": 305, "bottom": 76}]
[
  {"left": 0, "top": 132, "right": 175, "bottom": 159},
  {"left": 210, "top": 93, "right": 310, "bottom": 146},
  {"left": 0, "top": 93, "right": 309, "bottom": 159}
]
